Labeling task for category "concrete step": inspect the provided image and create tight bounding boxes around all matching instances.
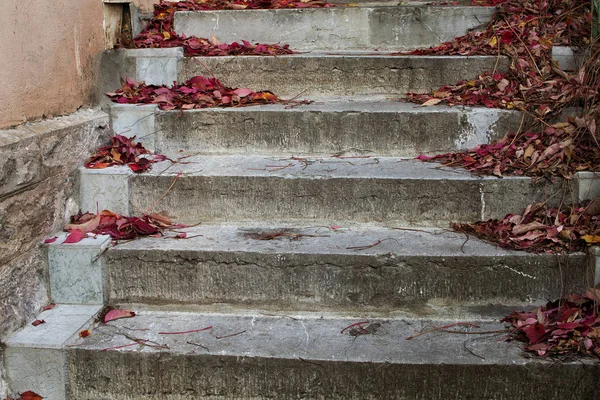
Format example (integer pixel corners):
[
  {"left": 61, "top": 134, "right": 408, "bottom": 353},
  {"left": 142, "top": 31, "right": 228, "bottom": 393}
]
[
  {"left": 110, "top": 100, "right": 522, "bottom": 157},
  {"left": 80, "top": 156, "right": 562, "bottom": 226},
  {"left": 5, "top": 304, "right": 599, "bottom": 399},
  {"left": 98, "top": 225, "right": 587, "bottom": 307},
  {"left": 118, "top": 48, "right": 508, "bottom": 92},
  {"left": 173, "top": 5, "right": 495, "bottom": 51}
]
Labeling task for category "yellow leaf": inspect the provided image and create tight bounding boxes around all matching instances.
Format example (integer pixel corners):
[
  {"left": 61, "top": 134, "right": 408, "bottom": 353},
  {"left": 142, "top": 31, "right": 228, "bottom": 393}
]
[
  {"left": 420, "top": 98, "right": 442, "bottom": 107},
  {"left": 581, "top": 235, "right": 600, "bottom": 244},
  {"left": 162, "top": 31, "right": 171, "bottom": 39},
  {"left": 488, "top": 36, "right": 498, "bottom": 47}
]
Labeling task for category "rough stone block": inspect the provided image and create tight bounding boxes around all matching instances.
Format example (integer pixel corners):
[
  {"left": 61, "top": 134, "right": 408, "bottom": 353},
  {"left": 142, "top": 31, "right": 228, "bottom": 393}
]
[{"left": 47, "top": 233, "right": 112, "bottom": 304}]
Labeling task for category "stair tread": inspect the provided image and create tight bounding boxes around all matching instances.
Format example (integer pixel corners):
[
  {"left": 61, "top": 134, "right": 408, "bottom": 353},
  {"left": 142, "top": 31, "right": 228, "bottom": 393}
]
[
  {"left": 66, "top": 307, "right": 528, "bottom": 365},
  {"left": 138, "top": 156, "right": 523, "bottom": 180},
  {"left": 107, "top": 224, "right": 553, "bottom": 258}
]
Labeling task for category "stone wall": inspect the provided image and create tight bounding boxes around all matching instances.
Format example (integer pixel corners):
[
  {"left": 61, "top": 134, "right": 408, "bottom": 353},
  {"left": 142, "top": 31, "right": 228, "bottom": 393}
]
[{"left": 0, "top": 109, "right": 110, "bottom": 395}]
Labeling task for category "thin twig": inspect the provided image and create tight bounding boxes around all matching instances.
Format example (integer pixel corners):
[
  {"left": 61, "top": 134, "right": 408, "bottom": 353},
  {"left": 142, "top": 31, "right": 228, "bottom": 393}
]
[
  {"left": 143, "top": 172, "right": 183, "bottom": 215},
  {"left": 405, "top": 322, "right": 480, "bottom": 340},
  {"left": 158, "top": 326, "right": 212, "bottom": 335},
  {"left": 215, "top": 330, "right": 247, "bottom": 339}
]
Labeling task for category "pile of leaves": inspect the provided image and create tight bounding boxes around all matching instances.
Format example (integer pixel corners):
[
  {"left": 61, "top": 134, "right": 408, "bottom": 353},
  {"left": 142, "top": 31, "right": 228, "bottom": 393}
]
[
  {"left": 107, "top": 76, "right": 281, "bottom": 110},
  {"left": 406, "top": 0, "right": 597, "bottom": 115},
  {"left": 502, "top": 288, "right": 600, "bottom": 357},
  {"left": 132, "top": 0, "right": 332, "bottom": 56},
  {"left": 408, "top": 0, "right": 600, "bottom": 183},
  {"left": 453, "top": 198, "right": 600, "bottom": 253},
  {"left": 61, "top": 209, "right": 184, "bottom": 243},
  {"left": 416, "top": 119, "right": 600, "bottom": 180},
  {"left": 84, "top": 134, "right": 166, "bottom": 173}
]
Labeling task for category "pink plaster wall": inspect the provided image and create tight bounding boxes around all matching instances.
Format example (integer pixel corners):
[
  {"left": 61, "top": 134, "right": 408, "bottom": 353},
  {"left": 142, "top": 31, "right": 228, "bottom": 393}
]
[
  {"left": 0, "top": 0, "right": 157, "bottom": 129},
  {"left": 0, "top": 1, "right": 106, "bottom": 129}
]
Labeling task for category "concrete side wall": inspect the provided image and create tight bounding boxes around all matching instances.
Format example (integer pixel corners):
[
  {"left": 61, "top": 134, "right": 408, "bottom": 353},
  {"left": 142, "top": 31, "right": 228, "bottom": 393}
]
[{"left": 0, "top": 0, "right": 154, "bottom": 130}]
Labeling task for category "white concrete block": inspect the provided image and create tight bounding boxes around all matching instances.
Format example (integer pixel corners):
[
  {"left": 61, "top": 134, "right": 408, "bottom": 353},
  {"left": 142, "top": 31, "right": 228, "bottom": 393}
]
[
  {"left": 126, "top": 47, "right": 183, "bottom": 86},
  {"left": 110, "top": 104, "right": 157, "bottom": 151},
  {"left": 80, "top": 166, "right": 133, "bottom": 216},
  {"left": 552, "top": 46, "right": 576, "bottom": 71},
  {"left": 575, "top": 171, "right": 600, "bottom": 201},
  {"left": 47, "top": 233, "right": 112, "bottom": 304},
  {"left": 4, "top": 305, "right": 101, "bottom": 400}
]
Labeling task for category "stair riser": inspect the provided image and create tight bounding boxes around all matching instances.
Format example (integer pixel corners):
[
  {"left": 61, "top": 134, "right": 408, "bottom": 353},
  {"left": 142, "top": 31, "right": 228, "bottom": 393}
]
[
  {"left": 150, "top": 106, "right": 521, "bottom": 157},
  {"left": 181, "top": 55, "right": 509, "bottom": 97},
  {"left": 105, "top": 249, "right": 588, "bottom": 308},
  {"left": 174, "top": 6, "right": 494, "bottom": 51},
  {"left": 128, "top": 175, "right": 559, "bottom": 226},
  {"left": 118, "top": 50, "right": 508, "bottom": 95},
  {"left": 67, "top": 350, "right": 600, "bottom": 399}
]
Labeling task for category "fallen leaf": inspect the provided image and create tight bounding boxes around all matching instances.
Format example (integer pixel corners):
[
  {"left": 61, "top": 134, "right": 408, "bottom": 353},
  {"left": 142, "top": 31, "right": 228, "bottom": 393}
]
[
  {"left": 31, "top": 320, "right": 45, "bottom": 327},
  {"left": 79, "top": 329, "right": 91, "bottom": 338},
  {"left": 420, "top": 98, "right": 442, "bottom": 107},
  {"left": 19, "top": 391, "right": 44, "bottom": 400},
  {"left": 42, "top": 304, "right": 56, "bottom": 311},
  {"left": 104, "top": 309, "right": 136, "bottom": 323},
  {"left": 43, "top": 237, "right": 58, "bottom": 244},
  {"left": 63, "top": 230, "right": 87, "bottom": 244}
]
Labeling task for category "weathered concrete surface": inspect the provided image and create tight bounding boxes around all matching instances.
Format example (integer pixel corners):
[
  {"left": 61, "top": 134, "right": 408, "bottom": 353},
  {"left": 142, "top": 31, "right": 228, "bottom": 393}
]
[
  {"left": 47, "top": 233, "right": 112, "bottom": 305},
  {"left": 174, "top": 6, "right": 494, "bottom": 51},
  {"left": 0, "top": 1, "right": 105, "bottom": 129},
  {"left": 4, "top": 304, "right": 100, "bottom": 400},
  {"left": 150, "top": 101, "right": 521, "bottom": 157},
  {"left": 66, "top": 309, "right": 600, "bottom": 399},
  {"left": 181, "top": 54, "right": 508, "bottom": 97},
  {"left": 104, "top": 225, "right": 588, "bottom": 308},
  {"left": 126, "top": 156, "right": 562, "bottom": 226}
]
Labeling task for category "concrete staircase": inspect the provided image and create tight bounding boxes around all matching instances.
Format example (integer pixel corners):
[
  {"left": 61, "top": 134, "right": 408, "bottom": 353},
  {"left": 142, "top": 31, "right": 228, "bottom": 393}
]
[{"left": 4, "top": 2, "right": 600, "bottom": 399}]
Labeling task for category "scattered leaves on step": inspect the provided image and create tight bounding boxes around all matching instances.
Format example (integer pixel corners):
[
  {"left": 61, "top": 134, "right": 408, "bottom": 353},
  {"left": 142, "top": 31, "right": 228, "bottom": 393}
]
[
  {"left": 31, "top": 320, "right": 45, "bottom": 327},
  {"left": 85, "top": 134, "right": 163, "bottom": 173},
  {"left": 79, "top": 329, "right": 91, "bottom": 338},
  {"left": 502, "top": 289, "right": 600, "bottom": 357},
  {"left": 107, "top": 76, "right": 286, "bottom": 110},
  {"left": 104, "top": 309, "right": 137, "bottom": 323},
  {"left": 130, "top": 0, "right": 332, "bottom": 56},
  {"left": 64, "top": 209, "right": 182, "bottom": 242},
  {"left": 453, "top": 199, "right": 600, "bottom": 253},
  {"left": 416, "top": 120, "right": 600, "bottom": 180}
]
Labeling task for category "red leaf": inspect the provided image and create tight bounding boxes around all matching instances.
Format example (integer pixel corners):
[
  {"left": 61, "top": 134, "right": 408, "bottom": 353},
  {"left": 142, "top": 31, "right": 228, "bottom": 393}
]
[
  {"left": 104, "top": 309, "right": 136, "bottom": 323},
  {"left": 42, "top": 304, "right": 56, "bottom": 311},
  {"left": 44, "top": 236, "right": 58, "bottom": 244},
  {"left": 79, "top": 329, "right": 91, "bottom": 338},
  {"left": 19, "top": 391, "right": 44, "bottom": 400},
  {"left": 63, "top": 230, "right": 87, "bottom": 244},
  {"left": 32, "top": 320, "right": 45, "bottom": 327}
]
